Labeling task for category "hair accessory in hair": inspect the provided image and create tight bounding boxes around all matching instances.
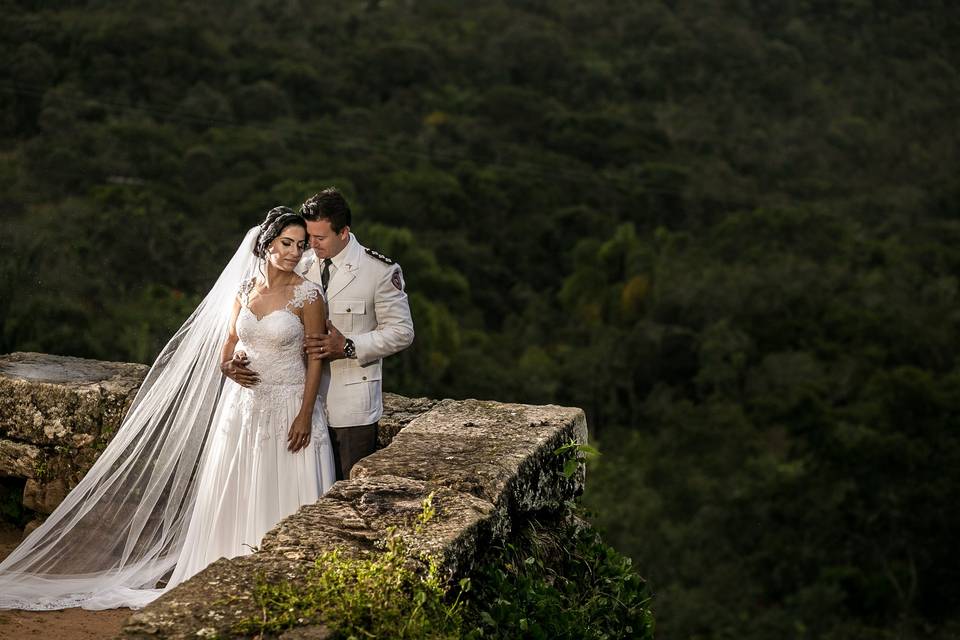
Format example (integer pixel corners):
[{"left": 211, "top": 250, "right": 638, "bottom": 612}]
[{"left": 254, "top": 207, "right": 303, "bottom": 258}]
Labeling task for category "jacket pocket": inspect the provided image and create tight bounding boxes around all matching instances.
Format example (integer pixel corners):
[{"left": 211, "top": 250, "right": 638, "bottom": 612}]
[
  {"left": 339, "top": 361, "right": 382, "bottom": 417},
  {"left": 330, "top": 299, "right": 365, "bottom": 334},
  {"left": 341, "top": 361, "right": 382, "bottom": 386}
]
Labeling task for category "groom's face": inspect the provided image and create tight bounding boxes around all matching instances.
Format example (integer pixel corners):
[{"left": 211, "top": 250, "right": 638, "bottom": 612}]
[{"left": 306, "top": 218, "right": 350, "bottom": 259}]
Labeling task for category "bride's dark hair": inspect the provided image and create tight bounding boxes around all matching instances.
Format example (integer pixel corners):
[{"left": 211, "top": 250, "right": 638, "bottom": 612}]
[{"left": 254, "top": 206, "right": 307, "bottom": 258}]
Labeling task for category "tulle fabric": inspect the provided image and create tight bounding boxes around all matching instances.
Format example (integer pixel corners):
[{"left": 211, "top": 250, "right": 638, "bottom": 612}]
[
  {"left": 169, "top": 382, "right": 333, "bottom": 587},
  {"left": 0, "top": 227, "right": 334, "bottom": 610}
]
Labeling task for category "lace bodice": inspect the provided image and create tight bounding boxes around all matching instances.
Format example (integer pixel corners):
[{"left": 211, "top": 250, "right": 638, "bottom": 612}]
[{"left": 235, "top": 278, "right": 323, "bottom": 386}]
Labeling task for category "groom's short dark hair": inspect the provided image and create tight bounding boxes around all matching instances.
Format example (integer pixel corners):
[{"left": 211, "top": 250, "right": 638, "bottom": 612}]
[{"left": 300, "top": 188, "right": 352, "bottom": 233}]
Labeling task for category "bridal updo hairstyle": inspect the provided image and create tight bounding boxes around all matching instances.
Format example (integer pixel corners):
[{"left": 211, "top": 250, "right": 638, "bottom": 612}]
[
  {"left": 254, "top": 206, "right": 307, "bottom": 259},
  {"left": 299, "top": 187, "right": 351, "bottom": 233}
]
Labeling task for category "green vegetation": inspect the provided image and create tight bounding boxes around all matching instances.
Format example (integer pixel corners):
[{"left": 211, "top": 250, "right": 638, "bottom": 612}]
[
  {"left": 237, "top": 494, "right": 466, "bottom": 638},
  {"left": 237, "top": 538, "right": 464, "bottom": 639},
  {"left": 235, "top": 507, "right": 651, "bottom": 640},
  {"left": 463, "top": 516, "right": 654, "bottom": 640},
  {"left": 2, "top": 0, "right": 958, "bottom": 637},
  {"left": 553, "top": 440, "right": 601, "bottom": 479},
  {"left": 581, "top": 214, "right": 960, "bottom": 638}
]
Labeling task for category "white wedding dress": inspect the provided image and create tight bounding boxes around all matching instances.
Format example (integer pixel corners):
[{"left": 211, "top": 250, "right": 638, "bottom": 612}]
[
  {"left": 168, "top": 278, "right": 335, "bottom": 586},
  {"left": 0, "top": 227, "right": 336, "bottom": 610}
]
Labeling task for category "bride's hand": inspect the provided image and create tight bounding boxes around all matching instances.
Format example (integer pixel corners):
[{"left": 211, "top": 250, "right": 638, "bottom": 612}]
[
  {"left": 287, "top": 412, "right": 312, "bottom": 453},
  {"left": 221, "top": 351, "right": 260, "bottom": 387}
]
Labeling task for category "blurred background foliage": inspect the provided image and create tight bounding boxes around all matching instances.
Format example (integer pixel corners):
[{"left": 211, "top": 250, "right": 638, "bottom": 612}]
[{"left": 1, "top": 0, "right": 959, "bottom": 637}]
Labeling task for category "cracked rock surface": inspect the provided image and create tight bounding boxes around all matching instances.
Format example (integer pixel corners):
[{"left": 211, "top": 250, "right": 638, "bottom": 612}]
[
  {"left": 0, "top": 352, "right": 148, "bottom": 521},
  {"left": 123, "top": 399, "right": 587, "bottom": 638},
  {"left": 0, "top": 351, "right": 148, "bottom": 447},
  {"left": 0, "top": 353, "right": 589, "bottom": 639}
]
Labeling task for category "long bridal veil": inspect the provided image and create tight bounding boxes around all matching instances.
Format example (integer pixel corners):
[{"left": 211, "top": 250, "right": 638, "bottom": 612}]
[{"left": 0, "top": 227, "right": 261, "bottom": 610}]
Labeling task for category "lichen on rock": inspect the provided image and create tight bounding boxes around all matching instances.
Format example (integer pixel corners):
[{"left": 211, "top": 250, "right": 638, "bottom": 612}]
[
  {"left": 0, "top": 352, "right": 149, "bottom": 522},
  {"left": 0, "top": 352, "right": 148, "bottom": 447}
]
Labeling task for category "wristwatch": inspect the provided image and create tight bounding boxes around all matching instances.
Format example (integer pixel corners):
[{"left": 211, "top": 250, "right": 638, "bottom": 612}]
[{"left": 343, "top": 338, "right": 357, "bottom": 359}]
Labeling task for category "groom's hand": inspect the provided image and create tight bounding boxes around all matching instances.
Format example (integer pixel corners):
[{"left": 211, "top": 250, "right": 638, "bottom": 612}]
[
  {"left": 305, "top": 321, "right": 347, "bottom": 360},
  {"left": 221, "top": 351, "right": 260, "bottom": 387}
]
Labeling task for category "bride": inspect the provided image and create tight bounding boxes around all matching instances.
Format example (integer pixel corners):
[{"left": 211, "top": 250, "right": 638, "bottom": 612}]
[{"left": 0, "top": 207, "right": 336, "bottom": 610}]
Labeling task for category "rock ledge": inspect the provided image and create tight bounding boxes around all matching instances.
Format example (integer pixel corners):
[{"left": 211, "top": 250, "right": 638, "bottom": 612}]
[{"left": 0, "top": 353, "right": 588, "bottom": 639}]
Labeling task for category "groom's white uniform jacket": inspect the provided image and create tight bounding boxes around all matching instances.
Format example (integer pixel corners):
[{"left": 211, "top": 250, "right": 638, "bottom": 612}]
[{"left": 302, "top": 234, "right": 414, "bottom": 428}]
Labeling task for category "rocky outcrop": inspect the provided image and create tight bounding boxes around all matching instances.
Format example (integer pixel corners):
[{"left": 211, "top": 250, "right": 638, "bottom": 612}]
[
  {"left": 0, "top": 352, "right": 148, "bottom": 525},
  {"left": 374, "top": 393, "right": 441, "bottom": 447},
  {"left": 0, "top": 352, "right": 148, "bottom": 446},
  {"left": 0, "top": 353, "right": 590, "bottom": 638},
  {"left": 354, "top": 399, "right": 588, "bottom": 526},
  {"left": 123, "top": 399, "right": 587, "bottom": 639}
]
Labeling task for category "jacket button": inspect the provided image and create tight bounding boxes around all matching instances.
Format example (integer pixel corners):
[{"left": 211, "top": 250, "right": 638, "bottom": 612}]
[
  {"left": 362, "top": 376, "right": 367, "bottom": 381},
  {"left": 346, "top": 308, "right": 351, "bottom": 312}
]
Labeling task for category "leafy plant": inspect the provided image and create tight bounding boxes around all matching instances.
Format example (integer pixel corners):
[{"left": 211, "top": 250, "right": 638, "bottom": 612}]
[
  {"left": 553, "top": 439, "right": 601, "bottom": 479},
  {"left": 234, "top": 495, "right": 651, "bottom": 639},
  {"left": 461, "top": 515, "right": 654, "bottom": 640},
  {"left": 236, "top": 532, "right": 463, "bottom": 639},
  {"left": 235, "top": 493, "right": 461, "bottom": 638}
]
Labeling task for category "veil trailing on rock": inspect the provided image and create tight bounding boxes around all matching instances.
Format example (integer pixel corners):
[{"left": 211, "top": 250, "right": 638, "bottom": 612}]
[{"left": 0, "top": 227, "right": 261, "bottom": 610}]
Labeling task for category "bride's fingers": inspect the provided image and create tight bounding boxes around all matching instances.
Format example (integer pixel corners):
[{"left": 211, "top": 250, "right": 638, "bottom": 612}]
[
  {"left": 286, "top": 430, "right": 310, "bottom": 452},
  {"left": 287, "top": 430, "right": 303, "bottom": 450},
  {"left": 236, "top": 370, "right": 259, "bottom": 384}
]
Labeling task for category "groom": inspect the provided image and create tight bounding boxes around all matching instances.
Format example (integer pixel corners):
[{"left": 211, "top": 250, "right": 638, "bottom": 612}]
[{"left": 299, "top": 188, "right": 415, "bottom": 480}]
